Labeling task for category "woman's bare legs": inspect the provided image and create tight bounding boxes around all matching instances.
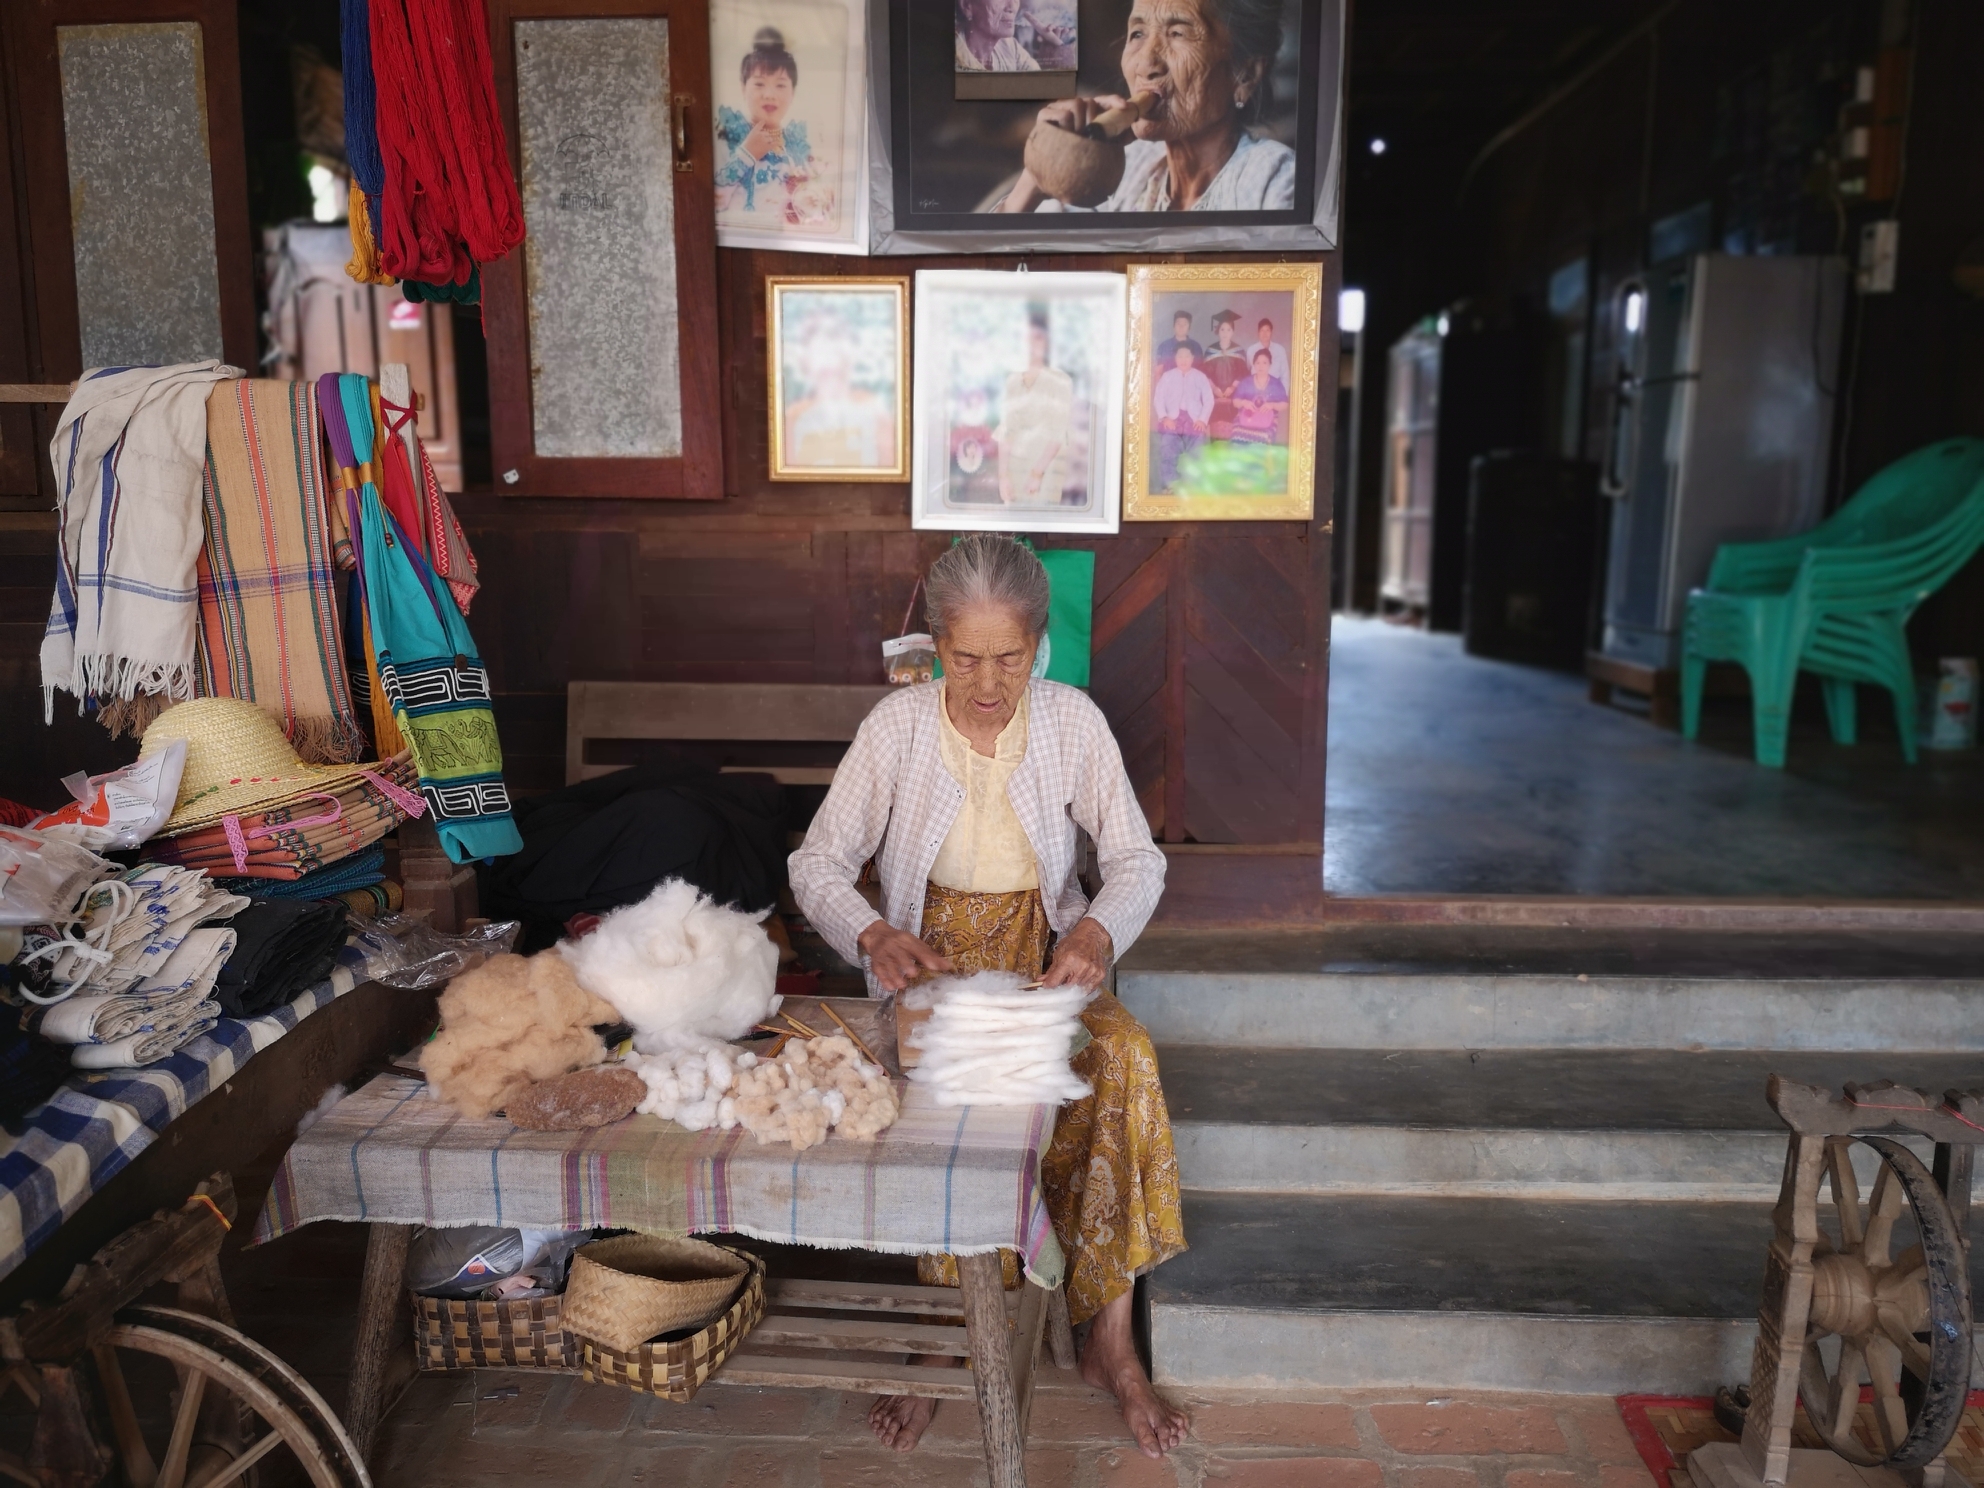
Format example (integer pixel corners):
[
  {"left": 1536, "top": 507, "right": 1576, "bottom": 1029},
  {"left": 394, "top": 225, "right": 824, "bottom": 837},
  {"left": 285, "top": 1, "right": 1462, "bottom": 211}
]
[
  {"left": 1080, "top": 1289, "right": 1189, "bottom": 1458},
  {"left": 868, "top": 1291, "right": 1187, "bottom": 1457}
]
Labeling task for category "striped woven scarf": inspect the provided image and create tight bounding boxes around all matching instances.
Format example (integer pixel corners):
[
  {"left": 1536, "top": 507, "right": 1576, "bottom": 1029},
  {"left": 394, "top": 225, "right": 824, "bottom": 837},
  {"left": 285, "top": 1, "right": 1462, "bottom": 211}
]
[{"left": 195, "top": 380, "right": 366, "bottom": 763}]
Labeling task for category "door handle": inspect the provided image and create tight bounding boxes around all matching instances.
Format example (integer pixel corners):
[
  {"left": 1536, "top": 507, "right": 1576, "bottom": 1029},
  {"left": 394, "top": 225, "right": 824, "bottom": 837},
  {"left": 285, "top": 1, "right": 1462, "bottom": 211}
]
[{"left": 674, "top": 94, "right": 694, "bottom": 172}]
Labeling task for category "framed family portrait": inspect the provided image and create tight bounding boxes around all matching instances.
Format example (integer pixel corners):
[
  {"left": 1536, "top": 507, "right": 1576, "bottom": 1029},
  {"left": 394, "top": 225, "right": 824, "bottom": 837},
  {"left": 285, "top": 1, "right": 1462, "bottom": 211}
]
[
  {"left": 710, "top": 0, "right": 871, "bottom": 254},
  {"left": 1123, "top": 261, "right": 1323, "bottom": 521},
  {"left": 877, "top": 0, "right": 1343, "bottom": 254},
  {"left": 910, "top": 269, "right": 1126, "bottom": 533},
  {"left": 767, "top": 276, "right": 909, "bottom": 480}
]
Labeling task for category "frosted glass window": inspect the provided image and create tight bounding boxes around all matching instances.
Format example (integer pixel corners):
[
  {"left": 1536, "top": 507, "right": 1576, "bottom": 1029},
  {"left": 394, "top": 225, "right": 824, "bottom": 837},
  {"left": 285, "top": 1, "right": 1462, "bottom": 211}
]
[
  {"left": 516, "top": 17, "right": 682, "bottom": 458},
  {"left": 58, "top": 22, "right": 223, "bottom": 368}
]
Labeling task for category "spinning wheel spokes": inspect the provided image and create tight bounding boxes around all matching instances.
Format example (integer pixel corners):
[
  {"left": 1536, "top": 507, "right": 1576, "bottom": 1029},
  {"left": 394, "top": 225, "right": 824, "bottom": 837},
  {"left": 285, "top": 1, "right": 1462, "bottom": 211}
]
[
  {"left": 88, "top": 1307, "right": 371, "bottom": 1488},
  {"left": 1795, "top": 1136, "right": 1972, "bottom": 1471}
]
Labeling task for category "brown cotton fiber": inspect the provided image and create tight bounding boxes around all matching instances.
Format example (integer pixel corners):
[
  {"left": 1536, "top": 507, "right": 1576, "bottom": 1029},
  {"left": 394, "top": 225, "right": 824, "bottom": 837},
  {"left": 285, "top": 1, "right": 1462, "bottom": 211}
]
[
  {"left": 420, "top": 951, "right": 623, "bottom": 1120},
  {"left": 507, "top": 1066, "right": 647, "bottom": 1131}
]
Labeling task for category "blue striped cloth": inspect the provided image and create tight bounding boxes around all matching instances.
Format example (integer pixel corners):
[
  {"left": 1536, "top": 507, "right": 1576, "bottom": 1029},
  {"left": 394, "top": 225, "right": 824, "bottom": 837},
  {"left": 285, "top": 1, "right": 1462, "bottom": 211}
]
[
  {"left": 0, "top": 925, "right": 415, "bottom": 1284},
  {"left": 217, "top": 846, "right": 387, "bottom": 900}
]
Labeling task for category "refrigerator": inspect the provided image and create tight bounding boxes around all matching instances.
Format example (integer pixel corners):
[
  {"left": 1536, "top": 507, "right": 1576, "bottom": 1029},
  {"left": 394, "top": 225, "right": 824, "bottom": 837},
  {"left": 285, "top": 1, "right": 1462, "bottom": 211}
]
[{"left": 1598, "top": 253, "right": 1846, "bottom": 671}]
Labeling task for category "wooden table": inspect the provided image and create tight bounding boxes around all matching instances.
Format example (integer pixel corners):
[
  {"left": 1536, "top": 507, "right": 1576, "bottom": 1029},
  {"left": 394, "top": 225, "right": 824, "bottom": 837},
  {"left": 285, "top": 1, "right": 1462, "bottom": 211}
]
[
  {"left": 260, "top": 997, "right": 1071, "bottom": 1488},
  {"left": 348, "top": 1226, "right": 1070, "bottom": 1488}
]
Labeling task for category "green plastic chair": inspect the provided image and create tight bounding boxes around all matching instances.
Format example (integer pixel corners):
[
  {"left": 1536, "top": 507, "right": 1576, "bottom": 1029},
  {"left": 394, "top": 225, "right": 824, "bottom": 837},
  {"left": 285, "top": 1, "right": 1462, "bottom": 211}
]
[{"left": 1681, "top": 437, "right": 1984, "bottom": 767}]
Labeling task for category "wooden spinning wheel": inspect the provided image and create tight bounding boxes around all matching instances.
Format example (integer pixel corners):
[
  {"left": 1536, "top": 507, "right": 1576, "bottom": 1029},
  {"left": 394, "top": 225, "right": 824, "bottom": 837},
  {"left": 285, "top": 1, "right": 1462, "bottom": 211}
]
[
  {"left": 1796, "top": 1136, "right": 1973, "bottom": 1469},
  {"left": 85, "top": 1306, "right": 369, "bottom": 1488},
  {"left": 1688, "top": 1080, "right": 1983, "bottom": 1488}
]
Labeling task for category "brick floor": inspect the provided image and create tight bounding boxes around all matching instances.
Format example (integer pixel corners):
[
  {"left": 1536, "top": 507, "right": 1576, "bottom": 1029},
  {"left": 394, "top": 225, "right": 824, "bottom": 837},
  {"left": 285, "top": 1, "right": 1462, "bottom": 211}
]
[{"left": 369, "top": 1379, "right": 1664, "bottom": 1488}]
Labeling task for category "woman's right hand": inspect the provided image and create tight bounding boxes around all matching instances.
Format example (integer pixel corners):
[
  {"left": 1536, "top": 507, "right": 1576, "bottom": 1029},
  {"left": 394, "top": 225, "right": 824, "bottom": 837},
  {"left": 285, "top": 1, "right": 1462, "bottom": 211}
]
[{"left": 857, "top": 919, "right": 953, "bottom": 992}]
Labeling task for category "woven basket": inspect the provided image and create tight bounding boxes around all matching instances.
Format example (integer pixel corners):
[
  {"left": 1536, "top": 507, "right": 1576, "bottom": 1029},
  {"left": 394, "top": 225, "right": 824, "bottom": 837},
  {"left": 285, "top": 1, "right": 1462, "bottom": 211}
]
[
  {"left": 580, "top": 1251, "right": 764, "bottom": 1402},
  {"left": 561, "top": 1235, "right": 752, "bottom": 1354},
  {"left": 413, "top": 1292, "right": 575, "bottom": 1372}
]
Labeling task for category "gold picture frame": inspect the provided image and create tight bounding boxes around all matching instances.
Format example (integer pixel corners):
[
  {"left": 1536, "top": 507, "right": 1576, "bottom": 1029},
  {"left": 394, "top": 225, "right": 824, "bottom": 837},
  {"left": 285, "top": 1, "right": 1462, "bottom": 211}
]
[
  {"left": 1123, "top": 262, "right": 1325, "bottom": 521},
  {"left": 767, "top": 276, "right": 911, "bottom": 482}
]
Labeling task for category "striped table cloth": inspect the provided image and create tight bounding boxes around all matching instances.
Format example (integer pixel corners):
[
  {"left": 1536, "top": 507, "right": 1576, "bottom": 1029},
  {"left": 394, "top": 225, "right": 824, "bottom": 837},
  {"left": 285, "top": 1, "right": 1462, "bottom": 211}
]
[
  {"left": 253, "top": 1074, "right": 1065, "bottom": 1282},
  {"left": 0, "top": 927, "right": 416, "bottom": 1283}
]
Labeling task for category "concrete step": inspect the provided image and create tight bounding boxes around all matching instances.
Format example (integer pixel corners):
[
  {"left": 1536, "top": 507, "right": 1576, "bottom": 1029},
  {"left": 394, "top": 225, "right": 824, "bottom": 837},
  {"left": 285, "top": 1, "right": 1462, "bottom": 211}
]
[
  {"left": 1118, "top": 927, "right": 1984, "bottom": 1050},
  {"left": 1156, "top": 1046, "right": 1984, "bottom": 1198},
  {"left": 1146, "top": 1191, "right": 1984, "bottom": 1395}
]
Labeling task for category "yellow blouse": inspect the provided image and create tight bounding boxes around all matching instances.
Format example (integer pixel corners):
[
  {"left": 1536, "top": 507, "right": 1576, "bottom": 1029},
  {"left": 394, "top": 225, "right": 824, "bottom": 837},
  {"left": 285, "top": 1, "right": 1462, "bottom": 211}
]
[{"left": 929, "top": 684, "right": 1040, "bottom": 893}]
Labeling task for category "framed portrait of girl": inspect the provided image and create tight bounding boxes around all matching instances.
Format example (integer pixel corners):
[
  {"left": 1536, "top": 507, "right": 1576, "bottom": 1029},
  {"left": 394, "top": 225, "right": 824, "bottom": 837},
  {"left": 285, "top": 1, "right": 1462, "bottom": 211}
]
[{"left": 710, "top": 0, "right": 871, "bottom": 254}]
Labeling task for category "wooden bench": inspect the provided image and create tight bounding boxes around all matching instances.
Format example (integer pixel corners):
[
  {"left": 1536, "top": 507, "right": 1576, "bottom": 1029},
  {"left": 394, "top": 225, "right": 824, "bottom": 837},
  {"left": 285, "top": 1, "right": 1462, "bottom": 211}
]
[{"left": 565, "top": 680, "right": 895, "bottom": 787}]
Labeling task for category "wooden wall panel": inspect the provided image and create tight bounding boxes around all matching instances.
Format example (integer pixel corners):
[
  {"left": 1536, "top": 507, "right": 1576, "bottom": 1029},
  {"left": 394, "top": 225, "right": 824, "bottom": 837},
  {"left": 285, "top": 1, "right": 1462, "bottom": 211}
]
[{"left": 0, "top": 247, "right": 1338, "bottom": 864}]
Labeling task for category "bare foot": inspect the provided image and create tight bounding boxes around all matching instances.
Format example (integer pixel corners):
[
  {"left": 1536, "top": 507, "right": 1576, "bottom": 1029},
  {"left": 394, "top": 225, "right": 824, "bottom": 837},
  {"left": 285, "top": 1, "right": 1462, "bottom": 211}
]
[
  {"left": 867, "top": 1353, "right": 959, "bottom": 1451},
  {"left": 868, "top": 1392, "right": 937, "bottom": 1452},
  {"left": 1079, "top": 1291, "right": 1190, "bottom": 1458}
]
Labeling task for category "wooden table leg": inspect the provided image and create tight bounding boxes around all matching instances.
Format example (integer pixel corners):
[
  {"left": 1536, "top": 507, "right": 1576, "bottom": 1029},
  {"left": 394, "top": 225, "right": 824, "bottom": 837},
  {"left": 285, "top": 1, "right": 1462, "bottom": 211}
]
[
  {"left": 1010, "top": 1280, "right": 1050, "bottom": 1438},
  {"left": 1045, "top": 1286, "right": 1076, "bottom": 1370},
  {"left": 345, "top": 1221, "right": 412, "bottom": 1463},
  {"left": 959, "top": 1252, "right": 1027, "bottom": 1488}
]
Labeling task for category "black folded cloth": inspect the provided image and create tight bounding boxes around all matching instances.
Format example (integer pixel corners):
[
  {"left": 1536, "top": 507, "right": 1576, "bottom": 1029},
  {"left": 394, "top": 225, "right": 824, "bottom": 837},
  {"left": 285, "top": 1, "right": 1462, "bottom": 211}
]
[
  {"left": 213, "top": 898, "right": 350, "bottom": 1018},
  {"left": 0, "top": 1020, "right": 72, "bottom": 1124},
  {"left": 481, "top": 758, "right": 787, "bottom": 953}
]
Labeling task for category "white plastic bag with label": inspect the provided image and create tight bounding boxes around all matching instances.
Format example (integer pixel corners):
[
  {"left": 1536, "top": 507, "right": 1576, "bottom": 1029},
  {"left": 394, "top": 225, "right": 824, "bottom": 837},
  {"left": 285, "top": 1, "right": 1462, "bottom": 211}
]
[
  {"left": 31, "top": 739, "right": 186, "bottom": 850},
  {"left": 0, "top": 825, "right": 115, "bottom": 927}
]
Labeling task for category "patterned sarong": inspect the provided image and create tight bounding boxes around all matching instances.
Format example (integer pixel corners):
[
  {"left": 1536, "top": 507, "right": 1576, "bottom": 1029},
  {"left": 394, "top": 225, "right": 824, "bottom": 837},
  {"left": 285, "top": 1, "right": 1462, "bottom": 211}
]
[
  {"left": 320, "top": 373, "right": 520, "bottom": 863},
  {"left": 195, "top": 379, "right": 366, "bottom": 763},
  {"left": 914, "top": 881, "right": 1188, "bottom": 1324}
]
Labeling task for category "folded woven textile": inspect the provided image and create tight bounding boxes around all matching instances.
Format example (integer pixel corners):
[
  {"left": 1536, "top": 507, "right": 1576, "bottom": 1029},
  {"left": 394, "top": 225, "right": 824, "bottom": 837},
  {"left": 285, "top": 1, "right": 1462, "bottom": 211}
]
[
  {"left": 21, "top": 865, "right": 248, "bottom": 1002},
  {"left": 70, "top": 1016, "right": 219, "bottom": 1070},
  {"left": 31, "top": 927, "right": 236, "bottom": 1057},
  {"left": 321, "top": 374, "right": 519, "bottom": 863},
  {"left": 214, "top": 898, "right": 349, "bottom": 1017},
  {"left": 195, "top": 379, "right": 366, "bottom": 765},
  {"left": 218, "top": 846, "right": 386, "bottom": 900},
  {"left": 41, "top": 362, "right": 244, "bottom": 736},
  {"left": 146, "top": 753, "right": 419, "bottom": 877}
]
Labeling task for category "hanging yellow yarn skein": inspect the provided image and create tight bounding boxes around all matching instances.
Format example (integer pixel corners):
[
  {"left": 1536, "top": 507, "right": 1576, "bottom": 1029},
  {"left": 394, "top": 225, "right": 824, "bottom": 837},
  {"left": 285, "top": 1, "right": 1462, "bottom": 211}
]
[{"left": 345, "top": 183, "right": 397, "bottom": 286}]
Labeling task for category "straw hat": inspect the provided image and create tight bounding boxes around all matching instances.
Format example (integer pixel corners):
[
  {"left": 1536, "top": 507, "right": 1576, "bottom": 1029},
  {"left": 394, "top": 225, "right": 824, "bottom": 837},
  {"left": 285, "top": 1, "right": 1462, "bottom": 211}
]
[
  {"left": 561, "top": 1236, "right": 751, "bottom": 1353},
  {"left": 139, "top": 698, "right": 387, "bottom": 836}
]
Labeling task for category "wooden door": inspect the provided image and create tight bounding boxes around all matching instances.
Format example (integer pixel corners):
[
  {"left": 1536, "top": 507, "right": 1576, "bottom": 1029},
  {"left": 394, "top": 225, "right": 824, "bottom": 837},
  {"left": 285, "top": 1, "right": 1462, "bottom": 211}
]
[
  {"left": 482, "top": 0, "right": 723, "bottom": 498},
  {"left": 1380, "top": 328, "right": 1440, "bottom": 608}
]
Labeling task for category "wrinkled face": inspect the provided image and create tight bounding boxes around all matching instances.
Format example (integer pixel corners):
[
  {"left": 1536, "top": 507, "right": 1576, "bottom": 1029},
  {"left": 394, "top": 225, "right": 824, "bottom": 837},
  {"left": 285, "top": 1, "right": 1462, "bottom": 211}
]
[
  {"left": 743, "top": 66, "right": 793, "bottom": 125},
  {"left": 966, "top": 0, "right": 1024, "bottom": 40},
  {"left": 1122, "top": 0, "right": 1237, "bottom": 142},
  {"left": 937, "top": 602, "right": 1037, "bottom": 730}
]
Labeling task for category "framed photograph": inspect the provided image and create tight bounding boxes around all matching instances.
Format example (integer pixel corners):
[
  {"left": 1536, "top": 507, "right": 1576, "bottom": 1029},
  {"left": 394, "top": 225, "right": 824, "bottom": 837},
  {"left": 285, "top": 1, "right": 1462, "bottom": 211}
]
[
  {"left": 1124, "top": 261, "right": 1323, "bottom": 521},
  {"left": 874, "top": 0, "right": 1343, "bottom": 254},
  {"left": 767, "top": 276, "right": 909, "bottom": 481},
  {"left": 711, "top": 0, "right": 870, "bottom": 254},
  {"left": 955, "top": 0, "right": 1077, "bottom": 100},
  {"left": 910, "top": 269, "right": 1125, "bottom": 533}
]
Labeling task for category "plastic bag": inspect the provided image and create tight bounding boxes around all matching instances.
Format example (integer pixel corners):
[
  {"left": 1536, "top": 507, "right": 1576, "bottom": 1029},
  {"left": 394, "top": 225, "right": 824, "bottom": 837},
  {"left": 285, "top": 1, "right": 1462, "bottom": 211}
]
[
  {"left": 365, "top": 914, "right": 521, "bottom": 989},
  {"left": 406, "top": 1226, "right": 528, "bottom": 1297},
  {"left": 883, "top": 632, "right": 936, "bottom": 686},
  {"left": 31, "top": 740, "right": 187, "bottom": 850},
  {"left": 0, "top": 826, "right": 116, "bottom": 928}
]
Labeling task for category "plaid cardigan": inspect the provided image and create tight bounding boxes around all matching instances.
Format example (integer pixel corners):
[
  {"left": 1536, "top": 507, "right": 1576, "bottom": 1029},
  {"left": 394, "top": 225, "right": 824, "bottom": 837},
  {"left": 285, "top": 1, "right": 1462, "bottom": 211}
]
[{"left": 789, "top": 681, "right": 1165, "bottom": 987}]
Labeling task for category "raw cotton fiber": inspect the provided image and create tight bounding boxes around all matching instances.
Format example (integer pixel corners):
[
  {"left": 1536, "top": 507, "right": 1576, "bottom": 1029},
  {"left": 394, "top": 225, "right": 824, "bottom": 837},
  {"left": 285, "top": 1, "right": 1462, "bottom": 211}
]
[
  {"left": 421, "top": 950, "right": 621, "bottom": 1119},
  {"left": 902, "top": 971, "right": 1094, "bottom": 1107},
  {"left": 629, "top": 1034, "right": 898, "bottom": 1151},
  {"left": 558, "top": 878, "right": 780, "bottom": 1054}
]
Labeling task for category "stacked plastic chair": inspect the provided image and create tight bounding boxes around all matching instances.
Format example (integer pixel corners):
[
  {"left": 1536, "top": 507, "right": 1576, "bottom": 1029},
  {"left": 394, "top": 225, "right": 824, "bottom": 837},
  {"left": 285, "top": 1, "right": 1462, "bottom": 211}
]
[{"left": 1682, "top": 437, "right": 1984, "bottom": 766}]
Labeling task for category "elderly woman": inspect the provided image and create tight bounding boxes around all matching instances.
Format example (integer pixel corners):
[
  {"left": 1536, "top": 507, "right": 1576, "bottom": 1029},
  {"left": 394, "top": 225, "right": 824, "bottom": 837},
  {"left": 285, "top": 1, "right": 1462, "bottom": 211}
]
[
  {"left": 789, "top": 535, "right": 1189, "bottom": 1460},
  {"left": 957, "top": 0, "right": 1036, "bottom": 71},
  {"left": 1000, "top": 0, "right": 1294, "bottom": 213}
]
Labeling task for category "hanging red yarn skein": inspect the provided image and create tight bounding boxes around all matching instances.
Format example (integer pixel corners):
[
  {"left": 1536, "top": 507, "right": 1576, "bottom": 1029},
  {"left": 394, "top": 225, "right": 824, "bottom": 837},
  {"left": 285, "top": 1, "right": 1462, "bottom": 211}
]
[{"left": 369, "top": 0, "right": 525, "bottom": 285}]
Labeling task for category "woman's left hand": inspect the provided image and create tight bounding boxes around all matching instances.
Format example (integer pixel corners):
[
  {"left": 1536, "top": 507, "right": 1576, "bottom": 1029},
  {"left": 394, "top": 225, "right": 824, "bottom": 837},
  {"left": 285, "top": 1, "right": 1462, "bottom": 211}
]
[{"left": 1042, "top": 917, "right": 1113, "bottom": 990}]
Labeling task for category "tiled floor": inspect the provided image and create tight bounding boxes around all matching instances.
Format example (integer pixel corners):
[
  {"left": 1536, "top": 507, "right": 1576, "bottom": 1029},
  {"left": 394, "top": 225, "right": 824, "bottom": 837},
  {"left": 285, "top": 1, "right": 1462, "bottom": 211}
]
[{"left": 366, "top": 1369, "right": 1662, "bottom": 1488}]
